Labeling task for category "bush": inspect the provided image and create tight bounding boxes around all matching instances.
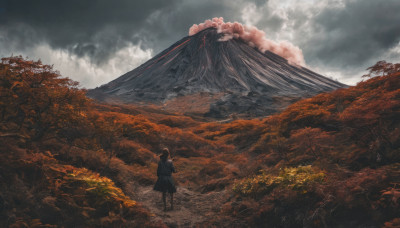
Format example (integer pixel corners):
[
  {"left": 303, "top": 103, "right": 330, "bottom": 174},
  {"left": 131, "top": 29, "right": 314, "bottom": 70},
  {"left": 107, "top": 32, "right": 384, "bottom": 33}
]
[
  {"left": 233, "top": 165, "right": 325, "bottom": 198},
  {"left": 65, "top": 167, "right": 136, "bottom": 208}
]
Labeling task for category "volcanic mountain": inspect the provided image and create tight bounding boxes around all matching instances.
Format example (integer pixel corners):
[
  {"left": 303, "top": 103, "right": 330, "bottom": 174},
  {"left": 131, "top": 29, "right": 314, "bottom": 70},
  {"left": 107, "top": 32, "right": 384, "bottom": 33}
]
[{"left": 88, "top": 27, "right": 346, "bottom": 118}]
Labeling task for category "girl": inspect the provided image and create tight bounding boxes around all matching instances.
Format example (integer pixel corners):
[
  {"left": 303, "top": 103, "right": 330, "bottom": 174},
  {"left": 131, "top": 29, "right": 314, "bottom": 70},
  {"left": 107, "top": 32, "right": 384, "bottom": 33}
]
[{"left": 153, "top": 148, "right": 177, "bottom": 211}]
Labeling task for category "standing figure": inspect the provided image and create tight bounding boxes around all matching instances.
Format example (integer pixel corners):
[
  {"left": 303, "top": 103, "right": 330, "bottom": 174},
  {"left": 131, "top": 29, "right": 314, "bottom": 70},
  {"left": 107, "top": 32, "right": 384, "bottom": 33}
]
[{"left": 153, "top": 148, "right": 177, "bottom": 211}]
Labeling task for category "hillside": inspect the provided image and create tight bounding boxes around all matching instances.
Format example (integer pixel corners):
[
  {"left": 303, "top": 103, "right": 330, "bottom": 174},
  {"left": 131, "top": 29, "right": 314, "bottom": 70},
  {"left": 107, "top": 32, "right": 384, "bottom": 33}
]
[
  {"left": 194, "top": 61, "right": 400, "bottom": 227},
  {"left": 1, "top": 56, "right": 399, "bottom": 227}
]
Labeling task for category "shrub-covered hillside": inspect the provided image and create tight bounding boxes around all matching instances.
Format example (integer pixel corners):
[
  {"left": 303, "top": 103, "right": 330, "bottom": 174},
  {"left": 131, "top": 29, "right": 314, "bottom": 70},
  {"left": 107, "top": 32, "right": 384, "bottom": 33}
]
[
  {"left": 0, "top": 56, "right": 237, "bottom": 227},
  {"left": 194, "top": 61, "right": 400, "bottom": 227},
  {"left": 1, "top": 56, "right": 399, "bottom": 227}
]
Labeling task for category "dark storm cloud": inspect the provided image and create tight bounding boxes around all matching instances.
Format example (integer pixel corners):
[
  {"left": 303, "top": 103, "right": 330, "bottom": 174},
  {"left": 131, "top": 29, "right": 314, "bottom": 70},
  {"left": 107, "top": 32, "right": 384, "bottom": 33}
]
[
  {"left": 0, "top": 0, "right": 181, "bottom": 63},
  {"left": 0, "top": 0, "right": 399, "bottom": 86},
  {"left": 302, "top": 0, "right": 400, "bottom": 69},
  {"left": 0, "top": 0, "right": 254, "bottom": 64},
  {"left": 0, "top": 0, "right": 262, "bottom": 88}
]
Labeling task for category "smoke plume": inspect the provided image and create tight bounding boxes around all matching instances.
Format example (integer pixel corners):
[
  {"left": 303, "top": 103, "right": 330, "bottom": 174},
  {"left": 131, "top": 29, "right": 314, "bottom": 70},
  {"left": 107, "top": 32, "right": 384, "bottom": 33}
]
[{"left": 189, "top": 17, "right": 305, "bottom": 66}]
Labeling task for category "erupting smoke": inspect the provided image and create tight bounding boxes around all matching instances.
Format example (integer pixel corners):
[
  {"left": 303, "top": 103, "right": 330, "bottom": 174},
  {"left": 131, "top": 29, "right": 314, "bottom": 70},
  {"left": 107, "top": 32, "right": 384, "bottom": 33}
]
[{"left": 189, "top": 17, "right": 305, "bottom": 66}]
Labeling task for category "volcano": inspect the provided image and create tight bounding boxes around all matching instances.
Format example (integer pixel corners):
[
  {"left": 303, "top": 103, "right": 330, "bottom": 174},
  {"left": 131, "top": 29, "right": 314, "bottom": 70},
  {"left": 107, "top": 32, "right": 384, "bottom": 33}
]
[{"left": 88, "top": 27, "right": 346, "bottom": 118}]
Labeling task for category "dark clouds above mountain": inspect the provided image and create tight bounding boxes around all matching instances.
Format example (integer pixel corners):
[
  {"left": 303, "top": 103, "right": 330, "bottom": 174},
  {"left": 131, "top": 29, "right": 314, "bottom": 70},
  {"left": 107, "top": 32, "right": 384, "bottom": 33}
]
[
  {"left": 304, "top": 0, "right": 400, "bottom": 68},
  {"left": 0, "top": 0, "right": 180, "bottom": 63},
  {"left": 0, "top": 0, "right": 399, "bottom": 88}
]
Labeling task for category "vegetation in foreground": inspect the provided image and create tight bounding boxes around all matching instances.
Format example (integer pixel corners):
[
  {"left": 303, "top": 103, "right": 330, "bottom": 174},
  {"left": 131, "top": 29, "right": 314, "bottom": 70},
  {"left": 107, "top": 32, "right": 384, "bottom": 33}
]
[{"left": 0, "top": 57, "right": 399, "bottom": 227}]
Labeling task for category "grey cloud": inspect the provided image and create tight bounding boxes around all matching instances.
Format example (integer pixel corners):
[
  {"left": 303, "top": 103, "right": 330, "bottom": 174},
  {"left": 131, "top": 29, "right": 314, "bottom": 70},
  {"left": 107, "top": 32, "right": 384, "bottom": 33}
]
[
  {"left": 0, "top": 0, "right": 399, "bottom": 86},
  {"left": 251, "top": 0, "right": 400, "bottom": 81},
  {"left": 256, "top": 13, "right": 285, "bottom": 38},
  {"left": 0, "top": 0, "right": 249, "bottom": 64},
  {"left": 137, "top": 0, "right": 244, "bottom": 53},
  {"left": 0, "top": 0, "right": 180, "bottom": 63},
  {"left": 249, "top": 0, "right": 268, "bottom": 7},
  {"left": 304, "top": 0, "right": 400, "bottom": 68}
]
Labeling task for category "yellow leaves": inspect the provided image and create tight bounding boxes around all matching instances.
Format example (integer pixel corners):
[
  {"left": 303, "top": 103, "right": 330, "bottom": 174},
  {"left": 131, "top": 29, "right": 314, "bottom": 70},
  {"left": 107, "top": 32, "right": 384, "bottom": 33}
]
[
  {"left": 66, "top": 167, "right": 137, "bottom": 208},
  {"left": 278, "top": 166, "right": 325, "bottom": 190},
  {"left": 233, "top": 165, "right": 325, "bottom": 197}
]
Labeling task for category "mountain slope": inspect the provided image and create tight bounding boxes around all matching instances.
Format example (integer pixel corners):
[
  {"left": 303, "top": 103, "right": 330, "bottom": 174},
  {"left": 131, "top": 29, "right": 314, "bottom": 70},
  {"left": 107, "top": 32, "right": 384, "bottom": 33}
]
[{"left": 88, "top": 28, "right": 345, "bottom": 117}]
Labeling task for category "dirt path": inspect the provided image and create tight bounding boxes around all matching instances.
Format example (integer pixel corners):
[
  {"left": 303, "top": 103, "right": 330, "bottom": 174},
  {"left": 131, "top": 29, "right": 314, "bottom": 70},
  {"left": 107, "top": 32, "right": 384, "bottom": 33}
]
[{"left": 133, "top": 185, "right": 227, "bottom": 227}]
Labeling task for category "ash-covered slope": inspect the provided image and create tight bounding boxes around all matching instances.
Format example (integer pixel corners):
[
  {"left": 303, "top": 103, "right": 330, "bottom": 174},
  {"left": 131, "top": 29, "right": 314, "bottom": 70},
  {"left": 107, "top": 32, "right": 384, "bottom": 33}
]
[{"left": 88, "top": 28, "right": 345, "bottom": 118}]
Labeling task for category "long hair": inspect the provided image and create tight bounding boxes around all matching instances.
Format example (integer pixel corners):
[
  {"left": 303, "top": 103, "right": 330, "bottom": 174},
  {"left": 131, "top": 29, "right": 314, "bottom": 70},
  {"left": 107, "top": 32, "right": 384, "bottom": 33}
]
[{"left": 160, "top": 148, "right": 169, "bottom": 161}]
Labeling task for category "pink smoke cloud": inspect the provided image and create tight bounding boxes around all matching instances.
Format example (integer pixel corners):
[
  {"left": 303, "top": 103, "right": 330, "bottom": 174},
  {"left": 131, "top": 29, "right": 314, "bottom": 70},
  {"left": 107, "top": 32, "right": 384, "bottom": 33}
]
[{"left": 189, "top": 17, "right": 306, "bottom": 66}]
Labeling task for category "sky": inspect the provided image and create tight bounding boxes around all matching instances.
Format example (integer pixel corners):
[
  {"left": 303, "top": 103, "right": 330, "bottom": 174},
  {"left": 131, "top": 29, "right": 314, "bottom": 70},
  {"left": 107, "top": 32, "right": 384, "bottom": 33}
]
[{"left": 0, "top": 0, "right": 399, "bottom": 88}]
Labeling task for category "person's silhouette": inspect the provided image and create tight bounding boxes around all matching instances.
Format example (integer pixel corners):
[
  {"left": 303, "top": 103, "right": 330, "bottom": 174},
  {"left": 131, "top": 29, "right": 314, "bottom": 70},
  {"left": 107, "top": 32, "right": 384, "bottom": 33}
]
[{"left": 153, "top": 148, "right": 177, "bottom": 211}]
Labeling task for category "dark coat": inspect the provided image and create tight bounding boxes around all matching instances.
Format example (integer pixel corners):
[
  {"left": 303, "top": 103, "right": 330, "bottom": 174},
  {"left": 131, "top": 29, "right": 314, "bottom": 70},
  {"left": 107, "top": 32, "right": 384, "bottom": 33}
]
[{"left": 153, "top": 159, "right": 176, "bottom": 193}]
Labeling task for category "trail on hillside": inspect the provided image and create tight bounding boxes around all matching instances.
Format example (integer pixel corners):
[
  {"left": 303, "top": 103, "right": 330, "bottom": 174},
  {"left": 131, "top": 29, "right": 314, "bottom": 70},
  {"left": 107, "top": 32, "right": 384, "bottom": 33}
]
[{"left": 133, "top": 185, "right": 227, "bottom": 227}]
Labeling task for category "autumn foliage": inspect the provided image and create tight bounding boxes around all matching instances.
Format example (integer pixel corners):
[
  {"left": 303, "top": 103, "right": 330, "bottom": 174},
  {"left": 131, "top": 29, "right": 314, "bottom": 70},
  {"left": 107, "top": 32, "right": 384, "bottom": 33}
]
[
  {"left": 0, "top": 57, "right": 89, "bottom": 140},
  {"left": 1, "top": 56, "right": 400, "bottom": 227},
  {"left": 201, "top": 61, "right": 400, "bottom": 227}
]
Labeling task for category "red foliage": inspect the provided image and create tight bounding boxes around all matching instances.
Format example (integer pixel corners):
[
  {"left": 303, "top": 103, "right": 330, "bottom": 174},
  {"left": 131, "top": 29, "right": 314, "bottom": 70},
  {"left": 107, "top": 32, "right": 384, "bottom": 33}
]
[
  {"left": 1, "top": 57, "right": 400, "bottom": 227},
  {"left": 290, "top": 127, "right": 335, "bottom": 160}
]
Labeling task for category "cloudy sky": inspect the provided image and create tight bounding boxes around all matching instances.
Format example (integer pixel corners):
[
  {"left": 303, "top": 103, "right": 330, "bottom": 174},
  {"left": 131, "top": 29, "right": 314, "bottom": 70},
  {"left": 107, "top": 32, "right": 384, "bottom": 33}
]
[{"left": 1, "top": 0, "right": 399, "bottom": 88}]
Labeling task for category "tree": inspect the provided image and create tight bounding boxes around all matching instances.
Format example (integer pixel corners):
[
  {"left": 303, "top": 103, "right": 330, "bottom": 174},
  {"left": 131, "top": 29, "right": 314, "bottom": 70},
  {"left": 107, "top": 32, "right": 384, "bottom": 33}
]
[
  {"left": 363, "top": 60, "right": 400, "bottom": 78},
  {"left": 0, "top": 56, "right": 89, "bottom": 140}
]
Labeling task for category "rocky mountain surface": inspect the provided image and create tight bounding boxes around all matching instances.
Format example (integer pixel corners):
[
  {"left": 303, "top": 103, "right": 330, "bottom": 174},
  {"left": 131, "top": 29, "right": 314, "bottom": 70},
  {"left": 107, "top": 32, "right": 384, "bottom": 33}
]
[{"left": 88, "top": 28, "right": 346, "bottom": 118}]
